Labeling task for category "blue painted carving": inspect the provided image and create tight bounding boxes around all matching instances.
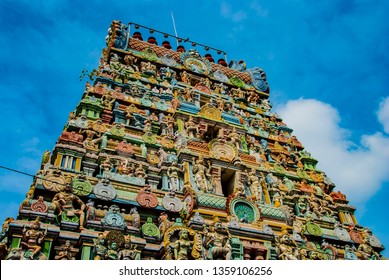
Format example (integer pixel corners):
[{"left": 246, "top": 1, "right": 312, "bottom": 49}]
[
  {"left": 178, "top": 101, "right": 200, "bottom": 114},
  {"left": 221, "top": 112, "right": 241, "bottom": 125},
  {"left": 229, "top": 60, "right": 246, "bottom": 71},
  {"left": 101, "top": 204, "right": 125, "bottom": 228},
  {"left": 111, "top": 21, "right": 128, "bottom": 50},
  {"left": 245, "top": 67, "right": 269, "bottom": 92}
]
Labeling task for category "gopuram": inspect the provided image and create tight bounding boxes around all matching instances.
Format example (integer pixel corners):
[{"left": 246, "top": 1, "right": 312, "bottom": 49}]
[{"left": 0, "top": 21, "right": 384, "bottom": 260}]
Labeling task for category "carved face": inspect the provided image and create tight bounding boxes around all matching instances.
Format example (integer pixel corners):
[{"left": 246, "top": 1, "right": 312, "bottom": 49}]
[{"left": 180, "top": 230, "right": 189, "bottom": 240}]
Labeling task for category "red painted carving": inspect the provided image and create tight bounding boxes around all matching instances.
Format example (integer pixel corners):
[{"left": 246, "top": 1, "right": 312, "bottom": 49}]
[
  {"left": 136, "top": 185, "right": 158, "bottom": 208},
  {"left": 30, "top": 196, "right": 48, "bottom": 213}
]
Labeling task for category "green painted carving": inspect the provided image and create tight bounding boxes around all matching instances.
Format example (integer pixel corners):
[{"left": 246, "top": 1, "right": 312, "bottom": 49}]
[
  {"left": 155, "top": 100, "right": 169, "bottom": 111},
  {"left": 140, "top": 97, "right": 152, "bottom": 107},
  {"left": 306, "top": 222, "right": 322, "bottom": 236},
  {"left": 273, "top": 163, "right": 286, "bottom": 174},
  {"left": 142, "top": 217, "right": 160, "bottom": 238},
  {"left": 261, "top": 205, "right": 286, "bottom": 220},
  {"left": 140, "top": 47, "right": 160, "bottom": 62},
  {"left": 61, "top": 211, "right": 80, "bottom": 223},
  {"left": 142, "top": 133, "right": 157, "bottom": 144},
  {"left": 234, "top": 202, "right": 255, "bottom": 223},
  {"left": 197, "top": 194, "right": 227, "bottom": 209},
  {"left": 110, "top": 125, "right": 126, "bottom": 138},
  {"left": 229, "top": 75, "right": 246, "bottom": 88},
  {"left": 72, "top": 178, "right": 93, "bottom": 196}
]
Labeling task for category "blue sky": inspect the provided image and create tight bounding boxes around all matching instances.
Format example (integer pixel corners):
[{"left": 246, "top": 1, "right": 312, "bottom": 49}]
[{"left": 0, "top": 0, "right": 388, "bottom": 257}]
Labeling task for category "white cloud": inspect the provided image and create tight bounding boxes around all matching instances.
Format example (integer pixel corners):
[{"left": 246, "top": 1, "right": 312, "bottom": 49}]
[
  {"left": 220, "top": 2, "right": 247, "bottom": 22},
  {"left": 377, "top": 97, "right": 389, "bottom": 134},
  {"left": 250, "top": 0, "right": 268, "bottom": 17},
  {"left": 276, "top": 98, "right": 389, "bottom": 204}
]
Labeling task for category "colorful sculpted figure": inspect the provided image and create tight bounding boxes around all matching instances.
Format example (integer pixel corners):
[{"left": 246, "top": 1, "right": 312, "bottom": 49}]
[
  {"left": 158, "top": 212, "right": 171, "bottom": 237},
  {"left": 107, "top": 242, "right": 119, "bottom": 260},
  {"left": 246, "top": 169, "right": 263, "bottom": 202},
  {"left": 135, "top": 164, "right": 147, "bottom": 179},
  {"left": 357, "top": 234, "right": 380, "bottom": 260},
  {"left": 93, "top": 233, "right": 107, "bottom": 260},
  {"left": 54, "top": 240, "right": 78, "bottom": 260},
  {"left": 203, "top": 218, "right": 232, "bottom": 260},
  {"left": 167, "top": 161, "right": 184, "bottom": 192},
  {"left": 227, "top": 127, "right": 241, "bottom": 149},
  {"left": 118, "top": 241, "right": 138, "bottom": 260},
  {"left": 276, "top": 228, "right": 298, "bottom": 260},
  {"left": 174, "top": 229, "right": 193, "bottom": 260},
  {"left": 20, "top": 218, "right": 47, "bottom": 260},
  {"left": 51, "top": 183, "right": 86, "bottom": 230},
  {"left": 184, "top": 116, "right": 198, "bottom": 138},
  {"left": 192, "top": 156, "right": 212, "bottom": 192}
]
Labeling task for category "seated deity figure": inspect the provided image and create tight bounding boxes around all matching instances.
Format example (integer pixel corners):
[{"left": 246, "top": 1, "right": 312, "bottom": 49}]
[{"left": 51, "top": 182, "right": 86, "bottom": 230}]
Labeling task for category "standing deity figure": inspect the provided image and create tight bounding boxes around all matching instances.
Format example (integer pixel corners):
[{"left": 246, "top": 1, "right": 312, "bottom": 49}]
[
  {"left": 174, "top": 229, "right": 193, "bottom": 260},
  {"left": 93, "top": 233, "right": 107, "bottom": 260},
  {"left": 158, "top": 212, "right": 171, "bottom": 237},
  {"left": 184, "top": 116, "right": 198, "bottom": 138},
  {"left": 203, "top": 217, "right": 232, "bottom": 260},
  {"left": 167, "top": 161, "right": 184, "bottom": 192},
  {"left": 227, "top": 127, "right": 241, "bottom": 149},
  {"left": 246, "top": 169, "right": 263, "bottom": 202},
  {"left": 192, "top": 157, "right": 212, "bottom": 192},
  {"left": 101, "top": 90, "right": 116, "bottom": 110},
  {"left": 20, "top": 218, "right": 47, "bottom": 260},
  {"left": 51, "top": 182, "right": 86, "bottom": 230}
]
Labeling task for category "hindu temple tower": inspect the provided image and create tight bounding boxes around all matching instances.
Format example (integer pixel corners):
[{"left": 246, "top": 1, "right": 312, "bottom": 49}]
[{"left": 0, "top": 20, "right": 384, "bottom": 260}]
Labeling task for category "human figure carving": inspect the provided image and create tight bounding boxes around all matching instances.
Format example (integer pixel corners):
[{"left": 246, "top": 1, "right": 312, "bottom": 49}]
[
  {"left": 185, "top": 116, "right": 198, "bottom": 138},
  {"left": 174, "top": 229, "right": 193, "bottom": 260},
  {"left": 20, "top": 218, "right": 47, "bottom": 260},
  {"left": 93, "top": 233, "right": 107, "bottom": 260},
  {"left": 246, "top": 169, "right": 263, "bottom": 202},
  {"left": 51, "top": 183, "right": 86, "bottom": 230},
  {"left": 203, "top": 218, "right": 232, "bottom": 260},
  {"left": 192, "top": 157, "right": 212, "bottom": 192},
  {"left": 167, "top": 161, "right": 184, "bottom": 192}
]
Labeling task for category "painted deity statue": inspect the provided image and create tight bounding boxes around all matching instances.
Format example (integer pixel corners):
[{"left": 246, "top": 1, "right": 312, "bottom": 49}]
[
  {"left": 357, "top": 234, "right": 380, "bottom": 260},
  {"left": 246, "top": 169, "right": 263, "bottom": 202},
  {"left": 167, "top": 161, "right": 184, "bottom": 192},
  {"left": 51, "top": 182, "right": 86, "bottom": 230},
  {"left": 192, "top": 156, "right": 212, "bottom": 193},
  {"left": 203, "top": 218, "right": 232, "bottom": 260},
  {"left": 227, "top": 127, "right": 241, "bottom": 149},
  {"left": 174, "top": 229, "right": 193, "bottom": 260},
  {"left": 184, "top": 116, "right": 198, "bottom": 138},
  {"left": 19, "top": 218, "right": 47, "bottom": 260},
  {"left": 93, "top": 233, "right": 107, "bottom": 260}
]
